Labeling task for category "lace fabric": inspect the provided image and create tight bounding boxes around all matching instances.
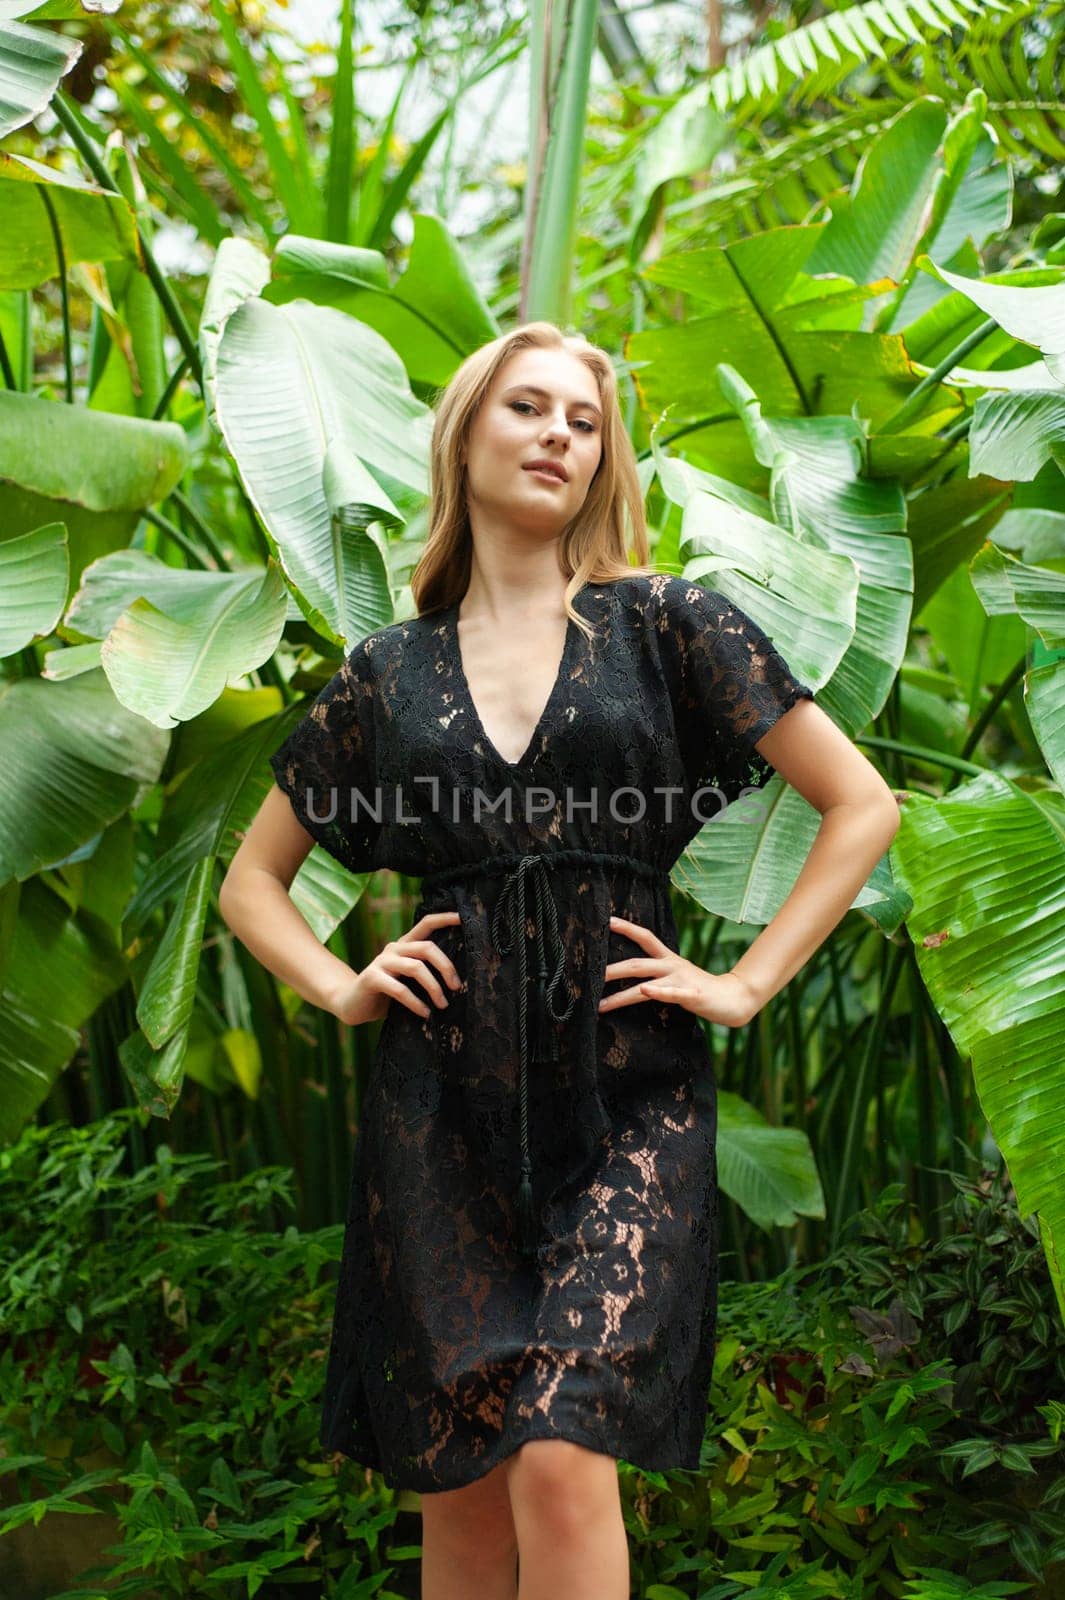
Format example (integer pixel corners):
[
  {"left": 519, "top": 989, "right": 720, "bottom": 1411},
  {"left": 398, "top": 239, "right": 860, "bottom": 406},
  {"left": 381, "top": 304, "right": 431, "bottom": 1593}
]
[{"left": 267, "top": 573, "right": 815, "bottom": 1491}]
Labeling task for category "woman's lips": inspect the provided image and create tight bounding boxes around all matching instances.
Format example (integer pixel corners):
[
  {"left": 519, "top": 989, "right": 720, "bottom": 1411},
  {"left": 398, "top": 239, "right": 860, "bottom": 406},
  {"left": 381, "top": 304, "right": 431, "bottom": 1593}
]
[{"left": 523, "top": 466, "right": 566, "bottom": 484}]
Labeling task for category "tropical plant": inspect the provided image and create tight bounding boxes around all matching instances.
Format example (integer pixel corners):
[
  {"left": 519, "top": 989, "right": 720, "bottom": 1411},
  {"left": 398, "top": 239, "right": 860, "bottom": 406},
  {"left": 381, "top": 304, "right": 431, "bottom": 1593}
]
[{"left": 1, "top": 0, "right": 1064, "bottom": 1320}]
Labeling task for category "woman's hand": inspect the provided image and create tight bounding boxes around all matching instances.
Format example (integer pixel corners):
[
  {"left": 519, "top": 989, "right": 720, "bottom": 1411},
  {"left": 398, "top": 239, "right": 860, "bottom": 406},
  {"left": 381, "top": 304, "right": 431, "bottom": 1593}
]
[
  {"left": 598, "top": 914, "right": 761, "bottom": 1028},
  {"left": 330, "top": 910, "right": 463, "bottom": 1026}
]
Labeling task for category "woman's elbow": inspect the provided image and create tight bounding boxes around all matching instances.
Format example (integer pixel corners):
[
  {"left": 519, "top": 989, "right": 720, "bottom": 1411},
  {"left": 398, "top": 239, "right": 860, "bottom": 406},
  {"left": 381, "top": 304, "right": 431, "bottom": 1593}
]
[
  {"left": 875, "top": 788, "right": 902, "bottom": 847},
  {"left": 218, "top": 869, "right": 239, "bottom": 931}
]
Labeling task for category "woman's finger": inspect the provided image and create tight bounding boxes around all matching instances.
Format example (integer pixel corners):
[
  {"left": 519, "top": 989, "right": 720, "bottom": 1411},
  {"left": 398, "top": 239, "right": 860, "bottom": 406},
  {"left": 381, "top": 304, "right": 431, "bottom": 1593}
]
[
  {"left": 603, "top": 957, "right": 671, "bottom": 981},
  {"left": 394, "top": 936, "right": 462, "bottom": 991},
  {"left": 370, "top": 969, "right": 433, "bottom": 1019},
  {"left": 599, "top": 981, "right": 671, "bottom": 1013},
  {"left": 608, "top": 913, "right": 669, "bottom": 956}
]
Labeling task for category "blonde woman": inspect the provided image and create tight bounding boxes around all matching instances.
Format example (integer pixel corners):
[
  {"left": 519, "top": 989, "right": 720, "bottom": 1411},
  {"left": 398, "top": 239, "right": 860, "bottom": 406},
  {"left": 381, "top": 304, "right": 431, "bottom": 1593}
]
[{"left": 220, "top": 322, "right": 898, "bottom": 1599}]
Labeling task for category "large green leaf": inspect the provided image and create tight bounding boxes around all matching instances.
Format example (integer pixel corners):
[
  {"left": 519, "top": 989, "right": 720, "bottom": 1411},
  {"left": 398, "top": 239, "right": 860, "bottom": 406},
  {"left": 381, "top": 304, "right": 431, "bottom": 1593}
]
[
  {"left": 136, "top": 856, "right": 213, "bottom": 1050},
  {"left": 0, "top": 15, "right": 79, "bottom": 140},
  {"left": 901, "top": 297, "right": 1056, "bottom": 394},
  {"left": 706, "top": 363, "right": 915, "bottom": 737},
  {"left": 112, "top": 700, "right": 375, "bottom": 1114},
  {"left": 60, "top": 548, "right": 289, "bottom": 728},
  {"left": 0, "top": 521, "right": 67, "bottom": 656},
  {"left": 123, "top": 701, "right": 373, "bottom": 944},
  {"left": 0, "top": 876, "right": 126, "bottom": 1143},
  {"left": 0, "top": 389, "right": 188, "bottom": 585},
  {"left": 214, "top": 296, "right": 432, "bottom": 645},
  {"left": 717, "top": 1089, "right": 826, "bottom": 1229},
  {"left": 967, "top": 389, "right": 1065, "bottom": 484},
  {"left": 674, "top": 802, "right": 908, "bottom": 934},
  {"left": 807, "top": 96, "right": 1011, "bottom": 328},
  {"left": 904, "top": 471, "right": 1015, "bottom": 617},
  {"left": 920, "top": 260, "right": 1065, "bottom": 385},
  {"left": 627, "top": 225, "right": 965, "bottom": 490},
  {"left": 266, "top": 214, "right": 500, "bottom": 385},
  {"left": 0, "top": 670, "right": 168, "bottom": 886},
  {"left": 649, "top": 313, "right": 918, "bottom": 930},
  {"left": 0, "top": 150, "right": 138, "bottom": 288},
  {"left": 892, "top": 775, "right": 1065, "bottom": 1323},
  {"left": 969, "top": 541, "right": 1065, "bottom": 789},
  {"left": 628, "top": 82, "right": 730, "bottom": 265},
  {"left": 118, "top": 1021, "right": 187, "bottom": 1120},
  {"left": 198, "top": 235, "right": 272, "bottom": 428}
]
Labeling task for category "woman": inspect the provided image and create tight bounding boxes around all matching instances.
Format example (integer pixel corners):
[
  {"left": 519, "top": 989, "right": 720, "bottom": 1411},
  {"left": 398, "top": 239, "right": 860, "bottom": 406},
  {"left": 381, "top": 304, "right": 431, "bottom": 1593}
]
[{"left": 220, "top": 321, "right": 899, "bottom": 1599}]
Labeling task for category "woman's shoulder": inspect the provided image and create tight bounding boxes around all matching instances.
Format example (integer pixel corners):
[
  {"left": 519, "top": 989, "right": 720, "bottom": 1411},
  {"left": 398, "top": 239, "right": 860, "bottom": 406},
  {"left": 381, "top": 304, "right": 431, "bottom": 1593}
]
[
  {"left": 346, "top": 606, "right": 443, "bottom": 678},
  {"left": 599, "top": 570, "right": 722, "bottom": 624}
]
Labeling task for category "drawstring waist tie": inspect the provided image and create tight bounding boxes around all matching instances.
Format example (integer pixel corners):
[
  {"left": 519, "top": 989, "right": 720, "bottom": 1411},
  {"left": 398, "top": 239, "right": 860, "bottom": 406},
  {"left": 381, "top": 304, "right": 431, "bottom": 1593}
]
[{"left": 420, "top": 849, "right": 671, "bottom": 1260}]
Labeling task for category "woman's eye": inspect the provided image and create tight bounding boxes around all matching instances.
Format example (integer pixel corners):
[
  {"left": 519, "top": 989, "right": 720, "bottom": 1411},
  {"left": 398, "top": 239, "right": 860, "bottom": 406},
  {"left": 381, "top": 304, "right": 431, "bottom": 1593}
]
[{"left": 509, "top": 400, "right": 595, "bottom": 433}]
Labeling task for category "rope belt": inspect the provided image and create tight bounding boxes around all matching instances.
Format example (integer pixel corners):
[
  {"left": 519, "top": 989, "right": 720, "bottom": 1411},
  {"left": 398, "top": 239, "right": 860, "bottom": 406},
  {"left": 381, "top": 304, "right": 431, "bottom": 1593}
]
[{"left": 420, "top": 848, "right": 671, "bottom": 1261}]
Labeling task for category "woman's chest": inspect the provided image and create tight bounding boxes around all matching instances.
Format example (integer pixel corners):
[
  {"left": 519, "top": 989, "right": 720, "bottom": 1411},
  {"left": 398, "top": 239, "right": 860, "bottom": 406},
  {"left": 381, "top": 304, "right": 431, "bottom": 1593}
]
[{"left": 376, "top": 605, "right": 682, "bottom": 796}]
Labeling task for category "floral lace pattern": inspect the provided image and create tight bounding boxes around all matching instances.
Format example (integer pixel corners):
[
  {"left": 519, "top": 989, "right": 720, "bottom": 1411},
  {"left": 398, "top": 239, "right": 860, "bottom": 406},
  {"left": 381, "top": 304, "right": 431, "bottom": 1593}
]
[{"left": 268, "top": 573, "right": 815, "bottom": 1491}]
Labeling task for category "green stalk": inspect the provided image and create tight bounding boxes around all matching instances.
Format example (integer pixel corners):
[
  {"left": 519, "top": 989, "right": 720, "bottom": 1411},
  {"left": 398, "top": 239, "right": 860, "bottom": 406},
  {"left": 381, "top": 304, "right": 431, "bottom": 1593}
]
[
  {"left": 0, "top": 323, "right": 17, "bottom": 390},
  {"left": 325, "top": 0, "right": 356, "bottom": 243},
  {"left": 878, "top": 315, "right": 1000, "bottom": 436},
  {"left": 111, "top": 145, "right": 168, "bottom": 419},
  {"left": 948, "top": 655, "right": 1027, "bottom": 783},
  {"left": 910, "top": 948, "right": 942, "bottom": 1239},
  {"left": 51, "top": 92, "right": 204, "bottom": 394},
  {"left": 166, "top": 487, "right": 231, "bottom": 570},
  {"left": 856, "top": 734, "right": 985, "bottom": 778},
  {"left": 37, "top": 186, "right": 73, "bottom": 402},
  {"left": 142, "top": 507, "right": 213, "bottom": 569},
  {"left": 831, "top": 939, "right": 908, "bottom": 1242},
  {"left": 786, "top": 980, "right": 806, "bottom": 1135},
  {"left": 152, "top": 356, "right": 190, "bottom": 420},
  {"left": 523, "top": 0, "right": 600, "bottom": 324}
]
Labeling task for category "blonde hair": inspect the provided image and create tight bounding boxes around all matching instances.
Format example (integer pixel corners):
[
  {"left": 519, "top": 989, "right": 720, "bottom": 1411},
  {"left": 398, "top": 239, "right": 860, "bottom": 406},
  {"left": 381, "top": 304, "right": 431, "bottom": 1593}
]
[{"left": 408, "top": 321, "right": 656, "bottom": 640}]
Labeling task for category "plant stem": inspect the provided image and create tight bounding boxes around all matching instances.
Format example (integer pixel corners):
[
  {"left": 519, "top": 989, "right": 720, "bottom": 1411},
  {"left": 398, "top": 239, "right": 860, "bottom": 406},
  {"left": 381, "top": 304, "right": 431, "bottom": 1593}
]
[
  {"left": 51, "top": 92, "right": 205, "bottom": 395},
  {"left": 37, "top": 186, "right": 73, "bottom": 402},
  {"left": 878, "top": 315, "right": 1000, "bottom": 436}
]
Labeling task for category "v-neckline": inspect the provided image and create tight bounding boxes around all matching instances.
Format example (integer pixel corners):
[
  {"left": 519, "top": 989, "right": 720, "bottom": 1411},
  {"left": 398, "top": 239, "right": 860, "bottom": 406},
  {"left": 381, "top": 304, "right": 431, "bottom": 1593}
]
[{"left": 448, "top": 589, "right": 583, "bottom": 772}]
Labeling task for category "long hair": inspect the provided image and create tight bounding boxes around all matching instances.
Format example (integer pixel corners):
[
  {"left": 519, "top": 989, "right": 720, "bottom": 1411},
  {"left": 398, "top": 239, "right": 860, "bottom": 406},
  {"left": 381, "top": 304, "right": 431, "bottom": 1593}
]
[{"left": 409, "top": 321, "right": 655, "bottom": 639}]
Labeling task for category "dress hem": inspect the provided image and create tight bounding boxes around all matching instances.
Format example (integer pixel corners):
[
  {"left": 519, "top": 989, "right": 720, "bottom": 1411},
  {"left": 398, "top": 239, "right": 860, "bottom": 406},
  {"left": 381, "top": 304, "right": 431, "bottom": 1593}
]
[{"left": 320, "top": 1422, "right": 703, "bottom": 1495}]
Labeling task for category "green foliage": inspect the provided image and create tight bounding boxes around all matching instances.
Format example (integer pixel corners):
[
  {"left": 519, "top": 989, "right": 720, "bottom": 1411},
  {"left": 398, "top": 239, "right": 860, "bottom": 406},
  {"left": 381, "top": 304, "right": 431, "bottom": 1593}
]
[
  {"left": 622, "top": 1174, "right": 1065, "bottom": 1596},
  {"left": 1, "top": 1115, "right": 1062, "bottom": 1598},
  {"left": 0, "top": 1110, "right": 413, "bottom": 1599}
]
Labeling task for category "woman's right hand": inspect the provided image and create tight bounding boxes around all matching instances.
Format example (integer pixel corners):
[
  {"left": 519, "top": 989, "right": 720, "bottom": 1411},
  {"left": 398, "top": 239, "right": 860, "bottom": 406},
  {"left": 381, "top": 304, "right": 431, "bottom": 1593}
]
[{"left": 330, "top": 910, "right": 463, "bottom": 1026}]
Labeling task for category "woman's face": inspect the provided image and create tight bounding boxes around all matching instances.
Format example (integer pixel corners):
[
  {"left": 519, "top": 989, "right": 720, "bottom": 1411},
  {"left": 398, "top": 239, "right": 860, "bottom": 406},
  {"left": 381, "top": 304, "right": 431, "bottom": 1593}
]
[{"left": 461, "top": 347, "right": 604, "bottom": 537}]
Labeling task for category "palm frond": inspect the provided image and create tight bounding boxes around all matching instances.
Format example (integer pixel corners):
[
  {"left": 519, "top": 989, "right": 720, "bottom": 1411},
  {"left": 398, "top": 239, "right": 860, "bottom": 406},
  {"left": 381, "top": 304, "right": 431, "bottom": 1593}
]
[{"left": 711, "top": 0, "right": 1030, "bottom": 115}]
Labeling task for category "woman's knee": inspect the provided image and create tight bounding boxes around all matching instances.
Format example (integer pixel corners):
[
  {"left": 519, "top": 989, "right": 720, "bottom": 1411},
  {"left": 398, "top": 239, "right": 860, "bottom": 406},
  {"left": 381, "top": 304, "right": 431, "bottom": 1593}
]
[{"left": 506, "top": 1439, "right": 619, "bottom": 1535}]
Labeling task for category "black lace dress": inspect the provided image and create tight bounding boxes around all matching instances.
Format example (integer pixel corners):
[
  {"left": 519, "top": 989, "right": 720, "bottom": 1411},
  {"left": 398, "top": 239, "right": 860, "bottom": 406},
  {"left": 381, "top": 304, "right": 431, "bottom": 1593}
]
[{"left": 268, "top": 572, "right": 815, "bottom": 1493}]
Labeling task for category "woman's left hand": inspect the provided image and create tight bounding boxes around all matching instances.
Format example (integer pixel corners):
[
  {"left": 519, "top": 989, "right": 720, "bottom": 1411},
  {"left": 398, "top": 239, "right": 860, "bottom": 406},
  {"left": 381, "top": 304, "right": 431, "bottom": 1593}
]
[{"left": 598, "top": 914, "right": 760, "bottom": 1028}]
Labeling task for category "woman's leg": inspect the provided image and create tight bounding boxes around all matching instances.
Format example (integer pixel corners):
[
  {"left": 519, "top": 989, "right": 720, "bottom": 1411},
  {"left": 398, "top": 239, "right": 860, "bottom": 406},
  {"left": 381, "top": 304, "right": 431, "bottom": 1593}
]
[
  {"left": 505, "top": 1439, "right": 629, "bottom": 1599},
  {"left": 419, "top": 1459, "right": 519, "bottom": 1600}
]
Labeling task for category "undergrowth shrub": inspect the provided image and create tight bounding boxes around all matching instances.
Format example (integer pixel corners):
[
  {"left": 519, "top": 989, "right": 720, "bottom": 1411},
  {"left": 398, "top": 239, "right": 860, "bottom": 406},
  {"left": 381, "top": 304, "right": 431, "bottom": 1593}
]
[{"left": 1, "top": 1112, "right": 1062, "bottom": 1599}]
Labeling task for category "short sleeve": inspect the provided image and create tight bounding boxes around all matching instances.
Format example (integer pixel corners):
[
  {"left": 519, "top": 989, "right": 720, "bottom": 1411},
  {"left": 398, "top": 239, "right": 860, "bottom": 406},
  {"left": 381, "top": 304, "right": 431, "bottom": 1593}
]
[
  {"left": 660, "top": 579, "right": 816, "bottom": 806},
  {"left": 268, "top": 640, "right": 382, "bottom": 874}
]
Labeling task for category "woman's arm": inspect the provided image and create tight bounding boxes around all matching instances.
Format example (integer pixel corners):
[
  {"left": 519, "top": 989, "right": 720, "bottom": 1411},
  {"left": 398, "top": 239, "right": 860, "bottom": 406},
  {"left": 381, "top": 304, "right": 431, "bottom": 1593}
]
[
  {"left": 218, "top": 785, "right": 355, "bottom": 1017},
  {"left": 728, "top": 697, "right": 901, "bottom": 1014}
]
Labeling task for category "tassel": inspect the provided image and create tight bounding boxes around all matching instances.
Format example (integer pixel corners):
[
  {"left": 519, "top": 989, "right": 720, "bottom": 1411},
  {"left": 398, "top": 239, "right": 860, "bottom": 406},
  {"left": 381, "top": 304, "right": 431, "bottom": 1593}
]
[
  {"left": 517, "top": 1163, "right": 537, "bottom": 1257},
  {"left": 529, "top": 972, "right": 559, "bottom": 1064}
]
